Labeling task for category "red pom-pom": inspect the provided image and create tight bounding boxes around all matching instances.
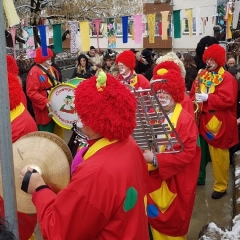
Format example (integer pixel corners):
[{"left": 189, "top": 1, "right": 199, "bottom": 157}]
[
  {"left": 8, "top": 73, "right": 22, "bottom": 110},
  {"left": 6, "top": 55, "right": 19, "bottom": 76},
  {"left": 116, "top": 50, "right": 136, "bottom": 70},
  {"left": 34, "top": 48, "right": 53, "bottom": 64},
  {"left": 74, "top": 74, "right": 137, "bottom": 141}
]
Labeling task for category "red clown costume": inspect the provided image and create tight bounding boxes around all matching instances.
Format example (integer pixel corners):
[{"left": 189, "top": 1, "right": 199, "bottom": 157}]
[
  {"left": 0, "top": 72, "right": 37, "bottom": 240},
  {"left": 190, "top": 44, "right": 238, "bottom": 198},
  {"left": 26, "top": 48, "right": 60, "bottom": 132},
  {"left": 115, "top": 50, "right": 150, "bottom": 89},
  {"left": 146, "top": 62, "right": 201, "bottom": 239},
  {"left": 30, "top": 73, "right": 150, "bottom": 239}
]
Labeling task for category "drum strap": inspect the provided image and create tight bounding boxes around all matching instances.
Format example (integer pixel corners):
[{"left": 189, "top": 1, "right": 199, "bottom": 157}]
[{"left": 36, "top": 64, "right": 59, "bottom": 88}]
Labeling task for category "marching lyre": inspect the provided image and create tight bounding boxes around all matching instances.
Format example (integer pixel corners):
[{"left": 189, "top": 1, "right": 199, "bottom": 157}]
[{"left": 128, "top": 80, "right": 184, "bottom": 154}]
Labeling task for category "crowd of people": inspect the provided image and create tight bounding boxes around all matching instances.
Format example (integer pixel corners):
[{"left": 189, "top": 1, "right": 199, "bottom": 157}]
[{"left": 2, "top": 35, "right": 240, "bottom": 239}]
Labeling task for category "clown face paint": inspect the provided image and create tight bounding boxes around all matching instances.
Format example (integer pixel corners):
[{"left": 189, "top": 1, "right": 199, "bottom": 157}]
[
  {"left": 206, "top": 58, "right": 218, "bottom": 71},
  {"left": 76, "top": 118, "right": 84, "bottom": 129},
  {"left": 118, "top": 62, "right": 130, "bottom": 76},
  {"left": 157, "top": 90, "right": 175, "bottom": 109}
]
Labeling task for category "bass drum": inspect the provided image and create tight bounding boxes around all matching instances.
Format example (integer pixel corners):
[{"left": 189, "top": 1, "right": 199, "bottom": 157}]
[{"left": 48, "top": 78, "right": 85, "bottom": 130}]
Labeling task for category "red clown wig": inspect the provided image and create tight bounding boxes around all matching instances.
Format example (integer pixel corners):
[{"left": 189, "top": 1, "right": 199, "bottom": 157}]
[
  {"left": 34, "top": 47, "right": 53, "bottom": 64},
  {"left": 116, "top": 50, "right": 136, "bottom": 70},
  {"left": 6, "top": 55, "right": 19, "bottom": 76},
  {"left": 8, "top": 72, "right": 22, "bottom": 110},
  {"left": 203, "top": 44, "right": 226, "bottom": 67},
  {"left": 152, "top": 61, "right": 185, "bottom": 103},
  {"left": 74, "top": 74, "right": 137, "bottom": 141}
]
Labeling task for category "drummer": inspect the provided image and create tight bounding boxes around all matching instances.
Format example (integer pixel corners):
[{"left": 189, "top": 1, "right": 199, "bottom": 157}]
[{"left": 26, "top": 47, "right": 63, "bottom": 138}]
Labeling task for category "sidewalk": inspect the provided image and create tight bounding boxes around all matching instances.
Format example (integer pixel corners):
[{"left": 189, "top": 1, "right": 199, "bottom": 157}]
[{"left": 187, "top": 163, "right": 233, "bottom": 239}]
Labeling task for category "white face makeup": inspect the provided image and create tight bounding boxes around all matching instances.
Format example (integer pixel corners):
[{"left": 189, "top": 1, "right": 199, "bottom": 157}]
[
  {"left": 76, "top": 118, "right": 84, "bottom": 129},
  {"left": 157, "top": 90, "right": 175, "bottom": 109},
  {"left": 206, "top": 58, "right": 218, "bottom": 71},
  {"left": 117, "top": 62, "right": 130, "bottom": 75},
  {"left": 46, "top": 60, "right": 52, "bottom": 65}
]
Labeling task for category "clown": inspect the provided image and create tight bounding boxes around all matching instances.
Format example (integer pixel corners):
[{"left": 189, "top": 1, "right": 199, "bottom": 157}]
[
  {"left": 26, "top": 47, "right": 62, "bottom": 137},
  {"left": 115, "top": 50, "right": 150, "bottom": 89},
  {"left": 20, "top": 73, "right": 150, "bottom": 239},
  {"left": 190, "top": 44, "right": 238, "bottom": 199},
  {"left": 143, "top": 61, "right": 201, "bottom": 239}
]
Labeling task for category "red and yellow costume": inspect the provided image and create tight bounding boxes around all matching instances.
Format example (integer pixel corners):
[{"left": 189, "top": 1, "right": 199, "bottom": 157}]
[
  {"left": 190, "top": 44, "right": 238, "bottom": 194},
  {"left": 33, "top": 137, "right": 149, "bottom": 240},
  {"left": 147, "top": 62, "right": 200, "bottom": 239},
  {"left": 116, "top": 50, "right": 150, "bottom": 89},
  {"left": 31, "top": 73, "right": 150, "bottom": 239},
  {"left": 0, "top": 72, "right": 37, "bottom": 240},
  {"left": 26, "top": 48, "right": 59, "bottom": 126}
]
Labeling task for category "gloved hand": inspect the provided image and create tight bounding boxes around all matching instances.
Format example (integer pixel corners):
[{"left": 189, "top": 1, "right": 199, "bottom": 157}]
[
  {"left": 195, "top": 91, "right": 208, "bottom": 103},
  {"left": 71, "top": 146, "right": 88, "bottom": 175}
]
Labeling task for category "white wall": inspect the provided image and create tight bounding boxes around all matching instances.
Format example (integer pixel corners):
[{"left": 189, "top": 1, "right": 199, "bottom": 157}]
[{"left": 172, "top": 0, "right": 217, "bottom": 52}]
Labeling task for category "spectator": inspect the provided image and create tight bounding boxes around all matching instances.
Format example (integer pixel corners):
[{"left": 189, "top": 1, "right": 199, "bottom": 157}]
[
  {"left": 71, "top": 54, "right": 96, "bottom": 79},
  {"left": 182, "top": 52, "right": 198, "bottom": 91},
  {"left": 225, "top": 56, "right": 236, "bottom": 70}
]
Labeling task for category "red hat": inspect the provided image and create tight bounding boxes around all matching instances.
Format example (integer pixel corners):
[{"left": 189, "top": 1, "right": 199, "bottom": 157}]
[
  {"left": 152, "top": 61, "right": 185, "bottom": 103},
  {"left": 8, "top": 73, "right": 22, "bottom": 110},
  {"left": 6, "top": 55, "right": 19, "bottom": 76},
  {"left": 74, "top": 73, "right": 137, "bottom": 141},
  {"left": 34, "top": 48, "right": 53, "bottom": 64},
  {"left": 116, "top": 50, "right": 136, "bottom": 70},
  {"left": 203, "top": 44, "right": 226, "bottom": 67}
]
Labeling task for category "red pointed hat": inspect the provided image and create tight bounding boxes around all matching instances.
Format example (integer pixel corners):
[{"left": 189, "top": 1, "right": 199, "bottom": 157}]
[
  {"left": 6, "top": 55, "right": 19, "bottom": 76},
  {"left": 116, "top": 50, "right": 136, "bottom": 70},
  {"left": 8, "top": 72, "right": 22, "bottom": 110},
  {"left": 152, "top": 61, "right": 185, "bottom": 103},
  {"left": 203, "top": 44, "right": 226, "bottom": 67},
  {"left": 34, "top": 47, "right": 53, "bottom": 64},
  {"left": 74, "top": 73, "right": 137, "bottom": 141}
]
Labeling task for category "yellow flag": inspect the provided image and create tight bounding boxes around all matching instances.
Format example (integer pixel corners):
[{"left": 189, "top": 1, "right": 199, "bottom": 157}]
[
  {"left": 3, "top": 0, "right": 20, "bottom": 27},
  {"left": 79, "top": 21, "right": 90, "bottom": 52}
]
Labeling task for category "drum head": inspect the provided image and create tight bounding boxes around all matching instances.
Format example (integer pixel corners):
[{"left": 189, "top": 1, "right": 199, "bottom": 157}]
[{"left": 48, "top": 83, "right": 80, "bottom": 129}]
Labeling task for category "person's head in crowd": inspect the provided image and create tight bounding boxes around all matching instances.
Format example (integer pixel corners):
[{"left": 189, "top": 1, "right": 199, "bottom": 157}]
[
  {"left": 156, "top": 52, "right": 186, "bottom": 77},
  {"left": 103, "top": 49, "right": 117, "bottom": 68},
  {"left": 89, "top": 46, "right": 96, "bottom": 57},
  {"left": 16, "top": 55, "right": 34, "bottom": 75},
  {"left": 74, "top": 72, "right": 136, "bottom": 141},
  {"left": 77, "top": 54, "right": 88, "bottom": 68},
  {"left": 226, "top": 56, "right": 236, "bottom": 69},
  {"left": 140, "top": 49, "right": 154, "bottom": 65},
  {"left": 182, "top": 52, "right": 197, "bottom": 68},
  {"left": 176, "top": 51, "right": 183, "bottom": 61},
  {"left": 34, "top": 47, "right": 53, "bottom": 69},
  {"left": 203, "top": 44, "right": 226, "bottom": 71},
  {"left": 151, "top": 61, "right": 185, "bottom": 111},
  {"left": 194, "top": 36, "right": 219, "bottom": 70},
  {"left": 116, "top": 50, "right": 136, "bottom": 76},
  {"left": 129, "top": 48, "right": 139, "bottom": 55}
]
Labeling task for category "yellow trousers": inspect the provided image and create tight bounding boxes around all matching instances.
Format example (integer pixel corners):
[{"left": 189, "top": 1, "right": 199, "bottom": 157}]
[
  {"left": 208, "top": 145, "right": 229, "bottom": 192},
  {"left": 54, "top": 123, "right": 64, "bottom": 139},
  {"left": 151, "top": 226, "right": 186, "bottom": 240}
]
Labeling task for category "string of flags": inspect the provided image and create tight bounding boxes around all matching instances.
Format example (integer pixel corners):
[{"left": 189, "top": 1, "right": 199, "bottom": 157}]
[{"left": 4, "top": 0, "right": 237, "bottom": 59}]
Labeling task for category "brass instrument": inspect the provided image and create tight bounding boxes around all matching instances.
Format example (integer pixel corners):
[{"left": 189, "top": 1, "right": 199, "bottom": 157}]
[{"left": 193, "top": 69, "right": 204, "bottom": 126}]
